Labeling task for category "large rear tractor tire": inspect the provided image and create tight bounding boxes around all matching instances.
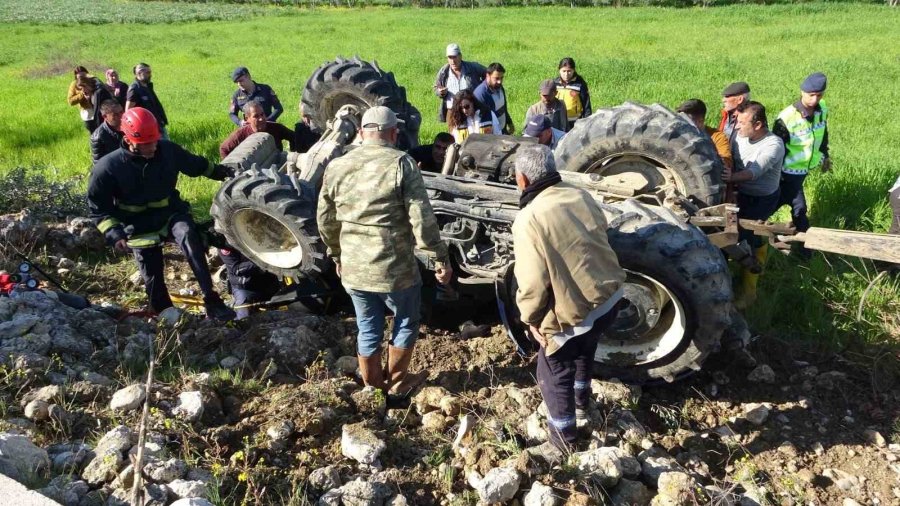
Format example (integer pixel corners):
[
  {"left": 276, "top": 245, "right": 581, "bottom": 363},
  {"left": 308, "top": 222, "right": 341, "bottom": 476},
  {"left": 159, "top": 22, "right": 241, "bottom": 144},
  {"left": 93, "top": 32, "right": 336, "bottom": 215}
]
[
  {"left": 301, "top": 56, "right": 422, "bottom": 150},
  {"left": 210, "top": 166, "right": 327, "bottom": 280},
  {"left": 597, "top": 200, "right": 733, "bottom": 383},
  {"left": 555, "top": 102, "right": 724, "bottom": 208}
]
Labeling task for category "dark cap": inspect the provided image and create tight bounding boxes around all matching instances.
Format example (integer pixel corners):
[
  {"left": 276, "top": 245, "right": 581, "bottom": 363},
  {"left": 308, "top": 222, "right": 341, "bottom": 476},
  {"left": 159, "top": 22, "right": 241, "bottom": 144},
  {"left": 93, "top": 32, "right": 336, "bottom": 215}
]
[
  {"left": 676, "top": 99, "right": 707, "bottom": 117},
  {"left": 722, "top": 81, "right": 750, "bottom": 97},
  {"left": 539, "top": 79, "right": 557, "bottom": 95},
  {"left": 231, "top": 66, "right": 249, "bottom": 82},
  {"left": 523, "top": 115, "right": 551, "bottom": 137},
  {"left": 800, "top": 72, "right": 827, "bottom": 93}
]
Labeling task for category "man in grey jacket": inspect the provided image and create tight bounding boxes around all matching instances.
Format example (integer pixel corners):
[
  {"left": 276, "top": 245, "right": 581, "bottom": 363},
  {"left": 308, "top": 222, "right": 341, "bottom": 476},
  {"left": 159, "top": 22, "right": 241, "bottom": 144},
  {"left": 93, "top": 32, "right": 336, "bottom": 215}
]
[{"left": 433, "top": 43, "right": 486, "bottom": 123}]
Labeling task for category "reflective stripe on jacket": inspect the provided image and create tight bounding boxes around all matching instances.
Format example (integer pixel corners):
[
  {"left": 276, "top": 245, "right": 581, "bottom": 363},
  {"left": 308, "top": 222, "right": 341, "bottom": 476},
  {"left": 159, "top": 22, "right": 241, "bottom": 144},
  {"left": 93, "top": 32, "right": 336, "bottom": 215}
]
[{"left": 777, "top": 101, "right": 828, "bottom": 174}]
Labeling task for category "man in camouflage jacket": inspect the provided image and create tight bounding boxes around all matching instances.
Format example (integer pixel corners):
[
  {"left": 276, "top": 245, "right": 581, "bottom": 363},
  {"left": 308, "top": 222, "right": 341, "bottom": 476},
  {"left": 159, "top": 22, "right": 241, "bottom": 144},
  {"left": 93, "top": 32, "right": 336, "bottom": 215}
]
[{"left": 317, "top": 106, "right": 453, "bottom": 396}]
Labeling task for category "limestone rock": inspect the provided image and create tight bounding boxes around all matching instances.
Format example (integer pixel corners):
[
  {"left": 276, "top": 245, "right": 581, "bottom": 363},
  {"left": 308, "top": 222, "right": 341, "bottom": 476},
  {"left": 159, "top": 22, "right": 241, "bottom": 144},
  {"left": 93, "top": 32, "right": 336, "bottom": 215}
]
[
  {"left": 168, "top": 479, "right": 207, "bottom": 499},
  {"left": 573, "top": 447, "right": 623, "bottom": 488},
  {"left": 335, "top": 355, "right": 358, "bottom": 375},
  {"left": 469, "top": 467, "right": 521, "bottom": 504},
  {"left": 863, "top": 429, "right": 886, "bottom": 447},
  {"left": 81, "top": 425, "right": 133, "bottom": 485},
  {"left": 109, "top": 384, "right": 146, "bottom": 412},
  {"left": 338, "top": 477, "right": 393, "bottom": 506},
  {"left": 24, "top": 399, "right": 50, "bottom": 421},
  {"left": 610, "top": 478, "right": 653, "bottom": 506},
  {"left": 524, "top": 481, "right": 559, "bottom": 506},
  {"left": 0, "top": 432, "right": 50, "bottom": 482},
  {"left": 173, "top": 391, "right": 204, "bottom": 421},
  {"left": 591, "top": 378, "right": 641, "bottom": 405},
  {"left": 653, "top": 471, "right": 698, "bottom": 505},
  {"left": 144, "top": 457, "right": 187, "bottom": 483},
  {"left": 413, "top": 385, "right": 452, "bottom": 414},
  {"left": 340, "top": 423, "right": 385, "bottom": 465},
  {"left": 742, "top": 403, "right": 770, "bottom": 426},
  {"left": 309, "top": 465, "right": 342, "bottom": 492},
  {"left": 747, "top": 364, "right": 776, "bottom": 384},
  {"left": 421, "top": 411, "right": 448, "bottom": 433},
  {"left": 266, "top": 420, "right": 295, "bottom": 444},
  {"left": 170, "top": 499, "right": 215, "bottom": 506}
]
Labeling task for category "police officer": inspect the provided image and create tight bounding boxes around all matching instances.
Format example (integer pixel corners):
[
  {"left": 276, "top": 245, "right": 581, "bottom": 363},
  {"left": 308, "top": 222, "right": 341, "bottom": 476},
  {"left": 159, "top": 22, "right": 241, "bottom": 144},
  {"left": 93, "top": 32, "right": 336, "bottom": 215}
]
[
  {"left": 317, "top": 106, "right": 452, "bottom": 397},
  {"left": 229, "top": 67, "right": 283, "bottom": 127},
  {"left": 773, "top": 72, "right": 831, "bottom": 257},
  {"left": 88, "top": 107, "right": 236, "bottom": 321}
]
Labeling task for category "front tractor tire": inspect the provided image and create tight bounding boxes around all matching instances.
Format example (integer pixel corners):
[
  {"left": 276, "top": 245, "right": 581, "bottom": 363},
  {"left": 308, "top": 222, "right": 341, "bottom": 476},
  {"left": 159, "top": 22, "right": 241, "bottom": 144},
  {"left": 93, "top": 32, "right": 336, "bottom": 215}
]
[
  {"left": 555, "top": 102, "right": 724, "bottom": 208},
  {"left": 210, "top": 167, "right": 327, "bottom": 280}
]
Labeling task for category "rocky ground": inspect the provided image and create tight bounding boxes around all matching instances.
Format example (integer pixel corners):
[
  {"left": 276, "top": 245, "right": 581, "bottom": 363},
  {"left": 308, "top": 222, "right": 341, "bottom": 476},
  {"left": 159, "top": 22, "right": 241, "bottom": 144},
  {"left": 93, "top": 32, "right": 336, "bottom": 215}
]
[{"left": 1, "top": 210, "right": 899, "bottom": 506}]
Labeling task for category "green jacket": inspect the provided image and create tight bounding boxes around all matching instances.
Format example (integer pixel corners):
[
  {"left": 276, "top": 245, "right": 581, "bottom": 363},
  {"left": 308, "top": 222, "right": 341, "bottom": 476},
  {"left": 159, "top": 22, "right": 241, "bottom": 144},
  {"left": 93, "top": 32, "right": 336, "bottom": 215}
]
[{"left": 317, "top": 139, "right": 449, "bottom": 292}]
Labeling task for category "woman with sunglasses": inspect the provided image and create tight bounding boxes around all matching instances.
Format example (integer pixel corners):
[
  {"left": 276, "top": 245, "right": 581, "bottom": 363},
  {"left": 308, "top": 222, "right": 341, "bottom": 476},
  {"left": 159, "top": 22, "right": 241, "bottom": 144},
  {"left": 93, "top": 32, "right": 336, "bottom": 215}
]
[{"left": 446, "top": 89, "right": 501, "bottom": 144}]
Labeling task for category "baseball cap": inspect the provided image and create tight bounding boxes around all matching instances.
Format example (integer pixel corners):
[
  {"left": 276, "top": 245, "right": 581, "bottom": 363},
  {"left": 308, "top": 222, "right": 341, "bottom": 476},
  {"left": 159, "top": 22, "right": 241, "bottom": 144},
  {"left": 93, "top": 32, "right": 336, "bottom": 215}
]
[
  {"left": 539, "top": 79, "right": 557, "bottom": 95},
  {"left": 523, "top": 115, "right": 551, "bottom": 137},
  {"left": 800, "top": 72, "right": 827, "bottom": 93},
  {"left": 446, "top": 43, "right": 461, "bottom": 57},
  {"left": 361, "top": 106, "right": 402, "bottom": 131},
  {"left": 231, "top": 66, "right": 249, "bottom": 82}
]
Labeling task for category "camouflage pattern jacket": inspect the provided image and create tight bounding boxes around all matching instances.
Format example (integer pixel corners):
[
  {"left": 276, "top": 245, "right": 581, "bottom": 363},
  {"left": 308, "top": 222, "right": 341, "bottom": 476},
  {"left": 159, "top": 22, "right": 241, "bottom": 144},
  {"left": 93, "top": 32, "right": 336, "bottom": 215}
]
[{"left": 317, "top": 139, "right": 449, "bottom": 293}]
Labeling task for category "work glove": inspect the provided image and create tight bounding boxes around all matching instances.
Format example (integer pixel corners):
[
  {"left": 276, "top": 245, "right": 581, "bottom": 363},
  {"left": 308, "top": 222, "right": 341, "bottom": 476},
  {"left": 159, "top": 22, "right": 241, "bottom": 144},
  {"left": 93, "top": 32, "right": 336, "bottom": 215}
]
[{"left": 209, "top": 164, "right": 236, "bottom": 181}]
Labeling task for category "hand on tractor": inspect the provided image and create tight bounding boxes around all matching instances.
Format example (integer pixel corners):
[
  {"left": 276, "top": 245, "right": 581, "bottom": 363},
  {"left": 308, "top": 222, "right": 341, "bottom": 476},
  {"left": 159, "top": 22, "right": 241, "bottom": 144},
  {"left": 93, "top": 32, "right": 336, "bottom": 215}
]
[
  {"left": 821, "top": 157, "right": 832, "bottom": 173},
  {"left": 435, "top": 264, "right": 453, "bottom": 285},
  {"left": 114, "top": 239, "right": 130, "bottom": 253},
  {"left": 529, "top": 324, "right": 548, "bottom": 348}
]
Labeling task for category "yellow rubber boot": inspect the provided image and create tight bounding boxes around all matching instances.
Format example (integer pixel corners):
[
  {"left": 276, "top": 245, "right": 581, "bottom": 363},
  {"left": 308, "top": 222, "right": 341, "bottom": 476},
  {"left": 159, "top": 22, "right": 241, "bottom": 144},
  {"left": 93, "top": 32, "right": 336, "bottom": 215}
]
[{"left": 735, "top": 246, "right": 768, "bottom": 309}]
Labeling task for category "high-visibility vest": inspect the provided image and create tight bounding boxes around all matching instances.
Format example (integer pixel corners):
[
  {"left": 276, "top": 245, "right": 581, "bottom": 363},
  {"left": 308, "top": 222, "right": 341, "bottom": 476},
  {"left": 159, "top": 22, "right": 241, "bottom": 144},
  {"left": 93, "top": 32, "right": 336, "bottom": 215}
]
[
  {"left": 778, "top": 102, "right": 828, "bottom": 175},
  {"left": 556, "top": 83, "right": 583, "bottom": 122}
]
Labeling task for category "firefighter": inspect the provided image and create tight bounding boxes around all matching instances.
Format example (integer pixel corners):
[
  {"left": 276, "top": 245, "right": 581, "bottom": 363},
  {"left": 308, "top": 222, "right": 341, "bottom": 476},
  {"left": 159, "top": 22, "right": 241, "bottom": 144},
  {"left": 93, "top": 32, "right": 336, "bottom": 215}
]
[{"left": 88, "top": 107, "right": 236, "bottom": 320}]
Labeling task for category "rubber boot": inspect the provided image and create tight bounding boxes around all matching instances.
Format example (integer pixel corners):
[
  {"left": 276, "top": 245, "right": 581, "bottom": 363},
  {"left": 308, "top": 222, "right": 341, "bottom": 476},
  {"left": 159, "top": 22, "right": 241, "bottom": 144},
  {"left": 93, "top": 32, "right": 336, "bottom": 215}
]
[
  {"left": 387, "top": 345, "right": 428, "bottom": 397},
  {"left": 358, "top": 352, "right": 387, "bottom": 391},
  {"left": 735, "top": 246, "right": 768, "bottom": 310}
]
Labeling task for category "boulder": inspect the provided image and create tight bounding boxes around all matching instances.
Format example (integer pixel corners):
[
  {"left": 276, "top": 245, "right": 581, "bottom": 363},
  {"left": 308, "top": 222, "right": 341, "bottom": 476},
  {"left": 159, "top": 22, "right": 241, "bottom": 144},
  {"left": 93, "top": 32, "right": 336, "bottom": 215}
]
[
  {"left": 168, "top": 479, "right": 207, "bottom": 499},
  {"left": 309, "top": 465, "right": 342, "bottom": 492},
  {"left": 0, "top": 432, "right": 50, "bottom": 482},
  {"left": 337, "top": 477, "right": 393, "bottom": 506},
  {"left": 144, "top": 458, "right": 187, "bottom": 483}
]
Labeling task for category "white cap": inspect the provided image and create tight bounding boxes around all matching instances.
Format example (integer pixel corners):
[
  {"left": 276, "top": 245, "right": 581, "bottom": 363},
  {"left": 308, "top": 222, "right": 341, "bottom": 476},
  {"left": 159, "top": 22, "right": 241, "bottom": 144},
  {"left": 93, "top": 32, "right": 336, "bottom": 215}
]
[
  {"left": 360, "top": 106, "right": 401, "bottom": 131},
  {"left": 446, "top": 43, "right": 461, "bottom": 57}
]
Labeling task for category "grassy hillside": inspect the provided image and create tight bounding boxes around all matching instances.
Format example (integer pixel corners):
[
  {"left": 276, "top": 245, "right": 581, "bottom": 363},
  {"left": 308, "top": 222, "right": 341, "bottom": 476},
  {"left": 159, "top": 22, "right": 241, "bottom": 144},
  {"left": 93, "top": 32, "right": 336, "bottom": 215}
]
[{"left": 0, "top": 2, "right": 897, "bottom": 344}]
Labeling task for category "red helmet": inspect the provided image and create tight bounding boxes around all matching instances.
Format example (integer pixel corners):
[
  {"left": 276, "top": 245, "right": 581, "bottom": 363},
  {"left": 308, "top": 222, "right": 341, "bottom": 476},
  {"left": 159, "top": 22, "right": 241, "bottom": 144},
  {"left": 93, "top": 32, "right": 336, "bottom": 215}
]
[{"left": 121, "top": 107, "right": 161, "bottom": 144}]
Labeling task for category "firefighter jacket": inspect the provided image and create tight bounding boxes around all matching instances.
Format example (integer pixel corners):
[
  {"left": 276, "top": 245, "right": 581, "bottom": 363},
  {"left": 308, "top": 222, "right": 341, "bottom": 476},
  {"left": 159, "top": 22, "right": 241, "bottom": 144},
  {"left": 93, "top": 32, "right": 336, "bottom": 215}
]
[
  {"left": 88, "top": 141, "right": 229, "bottom": 248},
  {"left": 317, "top": 139, "right": 449, "bottom": 293},
  {"left": 773, "top": 101, "right": 829, "bottom": 175}
]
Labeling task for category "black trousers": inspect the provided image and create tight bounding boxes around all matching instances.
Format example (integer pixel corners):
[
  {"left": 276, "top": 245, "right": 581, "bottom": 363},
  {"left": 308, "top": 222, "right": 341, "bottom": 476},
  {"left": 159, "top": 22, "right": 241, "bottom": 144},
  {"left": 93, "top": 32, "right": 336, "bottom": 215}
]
[
  {"left": 537, "top": 305, "right": 619, "bottom": 449},
  {"left": 737, "top": 189, "right": 780, "bottom": 248},
  {"left": 132, "top": 214, "right": 214, "bottom": 313},
  {"left": 777, "top": 173, "right": 809, "bottom": 232}
]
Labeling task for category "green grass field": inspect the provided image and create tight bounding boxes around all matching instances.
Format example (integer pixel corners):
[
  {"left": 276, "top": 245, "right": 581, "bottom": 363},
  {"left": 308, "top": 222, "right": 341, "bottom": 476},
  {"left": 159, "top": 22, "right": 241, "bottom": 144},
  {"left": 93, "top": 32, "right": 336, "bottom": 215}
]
[{"left": 0, "top": 1, "right": 897, "bottom": 345}]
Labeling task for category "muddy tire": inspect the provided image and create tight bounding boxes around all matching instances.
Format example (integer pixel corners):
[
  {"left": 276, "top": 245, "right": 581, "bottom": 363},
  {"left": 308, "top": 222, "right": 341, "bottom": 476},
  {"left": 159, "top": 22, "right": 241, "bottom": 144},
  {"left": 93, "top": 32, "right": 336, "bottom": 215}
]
[
  {"left": 555, "top": 102, "right": 723, "bottom": 208},
  {"left": 210, "top": 166, "right": 326, "bottom": 280},
  {"left": 597, "top": 200, "right": 733, "bottom": 383},
  {"left": 301, "top": 56, "right": 422, "bottom": 149}
]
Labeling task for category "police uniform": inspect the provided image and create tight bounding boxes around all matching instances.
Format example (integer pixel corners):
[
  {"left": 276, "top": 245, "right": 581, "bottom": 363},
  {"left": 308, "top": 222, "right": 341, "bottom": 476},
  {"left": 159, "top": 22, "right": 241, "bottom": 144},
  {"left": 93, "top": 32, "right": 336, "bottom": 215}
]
[
  {"left": 773, "top": 73, "right": 830, "bottom": 234},
  {"left": 229, "top": 82, "right": 283, "bottom": 127},
  {"left": 88, "top": 141, "right": 231, "bottom": 313}
]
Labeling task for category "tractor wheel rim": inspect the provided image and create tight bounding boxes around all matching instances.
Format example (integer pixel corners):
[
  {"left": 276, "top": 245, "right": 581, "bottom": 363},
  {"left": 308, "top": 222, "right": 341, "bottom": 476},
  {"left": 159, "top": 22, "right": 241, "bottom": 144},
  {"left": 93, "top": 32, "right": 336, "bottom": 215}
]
[
  {"left": 595, "top": 269, "right": 687, "bottom": 366},
  {"left": 232, "top": 208, "right": 304, "bottom": 269},
  {"left": 586, "top": 152, "right": 687, "bottom": 196}
]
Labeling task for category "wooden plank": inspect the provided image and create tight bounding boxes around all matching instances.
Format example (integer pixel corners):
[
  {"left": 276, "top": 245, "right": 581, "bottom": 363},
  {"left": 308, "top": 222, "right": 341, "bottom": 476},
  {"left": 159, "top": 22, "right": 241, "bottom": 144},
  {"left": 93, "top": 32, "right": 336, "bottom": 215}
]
[{"left": 800, "top": 228, "right": 900, "bottom": 263}]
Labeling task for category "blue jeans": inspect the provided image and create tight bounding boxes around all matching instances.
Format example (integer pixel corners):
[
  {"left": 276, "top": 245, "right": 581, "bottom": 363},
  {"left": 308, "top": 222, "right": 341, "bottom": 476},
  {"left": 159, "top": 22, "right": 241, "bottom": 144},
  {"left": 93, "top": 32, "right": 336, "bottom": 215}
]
[{"left": 347, "top": 284, "right": 422, "bottom": 357}]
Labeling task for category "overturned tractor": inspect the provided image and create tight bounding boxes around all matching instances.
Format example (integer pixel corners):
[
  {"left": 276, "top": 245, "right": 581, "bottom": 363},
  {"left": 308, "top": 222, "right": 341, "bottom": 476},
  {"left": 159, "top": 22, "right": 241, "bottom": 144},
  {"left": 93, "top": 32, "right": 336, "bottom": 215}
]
[{"left": 211, "top": 57, "right": 900, "bottom": 384}]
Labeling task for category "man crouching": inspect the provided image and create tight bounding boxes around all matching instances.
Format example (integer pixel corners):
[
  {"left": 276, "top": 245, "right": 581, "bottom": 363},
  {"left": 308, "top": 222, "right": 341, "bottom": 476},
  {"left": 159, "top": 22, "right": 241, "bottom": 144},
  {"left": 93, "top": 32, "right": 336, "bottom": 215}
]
[{"left": 512, "top": 145, "right": 626, "bottom": 457}]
